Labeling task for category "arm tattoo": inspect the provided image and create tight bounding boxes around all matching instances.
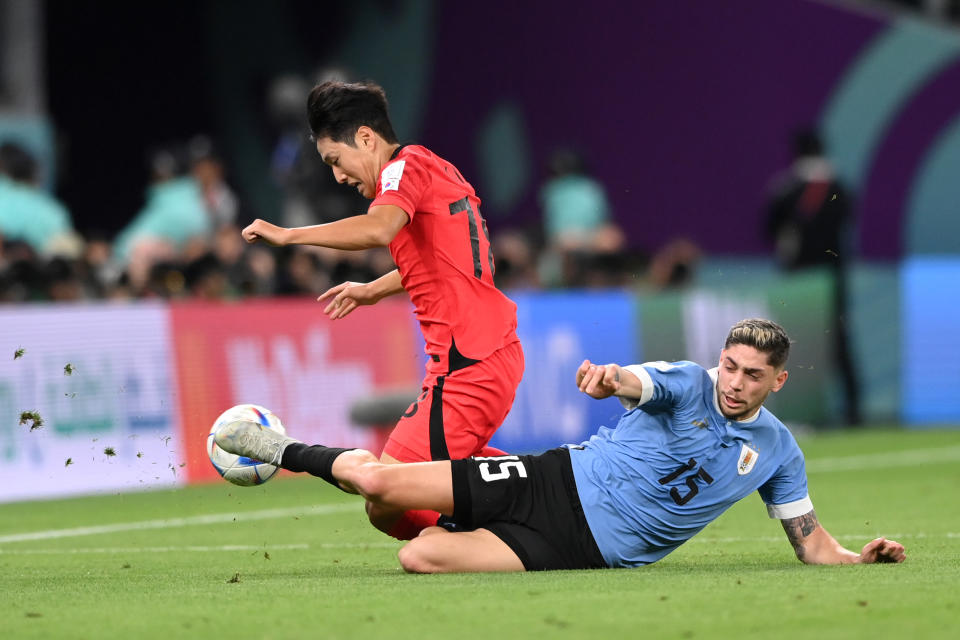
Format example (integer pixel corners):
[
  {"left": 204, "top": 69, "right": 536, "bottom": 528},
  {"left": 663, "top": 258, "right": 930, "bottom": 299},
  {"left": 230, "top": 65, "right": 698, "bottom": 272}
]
[{"left": 781, "top": 510, "right": 819, "bottom": 561}]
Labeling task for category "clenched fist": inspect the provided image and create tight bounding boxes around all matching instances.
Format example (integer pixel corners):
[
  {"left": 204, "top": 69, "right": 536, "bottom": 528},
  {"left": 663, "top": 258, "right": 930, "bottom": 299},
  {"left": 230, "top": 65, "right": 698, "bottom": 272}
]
[{"left": 242, "top": 219, "right": 290, "bottom": 246}]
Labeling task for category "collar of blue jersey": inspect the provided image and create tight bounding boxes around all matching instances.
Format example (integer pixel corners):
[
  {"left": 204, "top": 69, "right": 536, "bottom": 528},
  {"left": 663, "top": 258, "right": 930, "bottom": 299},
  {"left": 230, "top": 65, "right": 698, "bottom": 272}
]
[{"left": 707, "top": 367, "right": 762, "bottom": 425}]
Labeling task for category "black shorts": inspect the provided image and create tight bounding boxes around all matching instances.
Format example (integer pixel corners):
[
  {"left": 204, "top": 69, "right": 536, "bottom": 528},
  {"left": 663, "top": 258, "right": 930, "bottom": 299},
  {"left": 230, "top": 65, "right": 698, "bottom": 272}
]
[{"left": 449, "top": 447, "right": 606, "bottom": 571}]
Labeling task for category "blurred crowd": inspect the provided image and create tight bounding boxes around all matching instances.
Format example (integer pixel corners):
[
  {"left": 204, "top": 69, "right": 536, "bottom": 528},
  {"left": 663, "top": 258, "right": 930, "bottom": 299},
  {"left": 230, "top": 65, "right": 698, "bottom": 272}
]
[
  {"left": 0, "top": 127, "right": 680, "bottom": 304},
  {"left": 884, "top": 0, "right": 960, "bottom": 23},
  {"left": 0, "top": 134, "right": 396, "bottom": 303}
]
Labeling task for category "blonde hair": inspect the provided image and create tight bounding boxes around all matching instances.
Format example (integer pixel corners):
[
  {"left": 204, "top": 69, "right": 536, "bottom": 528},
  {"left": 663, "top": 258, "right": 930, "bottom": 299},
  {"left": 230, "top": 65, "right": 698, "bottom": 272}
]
[{"left": 724, "top": 318, "right": 791, "bottom": 368}]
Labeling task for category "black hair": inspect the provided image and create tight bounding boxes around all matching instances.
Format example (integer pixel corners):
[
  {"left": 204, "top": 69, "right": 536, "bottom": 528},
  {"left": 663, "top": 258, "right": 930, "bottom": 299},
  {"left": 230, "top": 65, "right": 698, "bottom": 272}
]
[
  {"left": 724, "top": 318, "right": 791, "bottom": 369},
  {"left": 306, "top": 81, "right": 398, "bottom": 145}
]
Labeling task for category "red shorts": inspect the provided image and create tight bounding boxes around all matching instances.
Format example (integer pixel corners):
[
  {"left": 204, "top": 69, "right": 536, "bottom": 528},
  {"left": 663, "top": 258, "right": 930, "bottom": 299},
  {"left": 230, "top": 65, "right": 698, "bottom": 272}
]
[{"left": 383, "top": 340, "right": 524, "bottom": 462}]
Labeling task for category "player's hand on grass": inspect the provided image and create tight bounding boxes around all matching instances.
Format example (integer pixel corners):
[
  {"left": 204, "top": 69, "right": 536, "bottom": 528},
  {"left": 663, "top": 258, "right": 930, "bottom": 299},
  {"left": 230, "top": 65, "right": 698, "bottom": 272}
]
[
  {"left": 242, "top": 219, "right": 290, "bottom": 246},
  {"left": 858, "top": 537, "right": 905, "bottom": 563},
  {"left": 576, "top": 360, "right": 622, "bottom": 399},
  {"left": 318, "top": 281, "right": 379, "bottom": 319}
]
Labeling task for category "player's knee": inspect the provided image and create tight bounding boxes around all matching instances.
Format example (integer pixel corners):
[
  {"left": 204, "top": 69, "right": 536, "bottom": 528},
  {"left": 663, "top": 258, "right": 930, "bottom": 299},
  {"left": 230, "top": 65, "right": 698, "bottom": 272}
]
[
  {"left": 397, "top": 538, "right": 443, "bottom": 574},
  {"left": 365, "top": 501, "right": 398, "bottom": 534},
  {"left": 349, "top": 462, "right": 391, "bottom": 502}
]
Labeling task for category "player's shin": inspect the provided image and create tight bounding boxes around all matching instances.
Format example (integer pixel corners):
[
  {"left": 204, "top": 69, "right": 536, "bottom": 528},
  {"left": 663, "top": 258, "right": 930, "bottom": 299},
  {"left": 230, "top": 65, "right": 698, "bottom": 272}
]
[{"left": 281, "top": 443, "right": 356, "bottom": 490}]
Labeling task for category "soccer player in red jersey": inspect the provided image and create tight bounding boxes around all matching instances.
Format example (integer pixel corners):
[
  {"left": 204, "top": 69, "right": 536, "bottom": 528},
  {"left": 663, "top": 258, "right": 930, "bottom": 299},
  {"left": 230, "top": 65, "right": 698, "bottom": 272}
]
[{"left": 241, "top": 81, "right": 524, "bottom": 539}]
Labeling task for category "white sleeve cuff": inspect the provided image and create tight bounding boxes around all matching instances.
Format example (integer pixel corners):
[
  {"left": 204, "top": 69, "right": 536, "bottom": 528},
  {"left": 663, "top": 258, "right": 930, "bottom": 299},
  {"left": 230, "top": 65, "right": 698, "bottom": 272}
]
[
  {"left": 766, "top": 495, "right": 814, "bottom": 519},
  {"left": 618, "top": 364, "right": 655, "bottom": 410}
]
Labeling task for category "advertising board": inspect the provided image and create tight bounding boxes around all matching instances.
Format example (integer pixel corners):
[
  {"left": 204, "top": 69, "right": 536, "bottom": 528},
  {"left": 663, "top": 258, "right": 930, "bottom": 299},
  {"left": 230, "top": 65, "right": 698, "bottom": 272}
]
[
  {"left": 902, "top": 258, "right": 960, "bottom": 424},
  {"left": 0, "top": 303, "right": 183, "bottom": 502},
  {"left": 490, "top": 291, "right": 638, "bottom": 452},
  {"left": 169, "top": 298, "right": 422, "bottom": 482}
]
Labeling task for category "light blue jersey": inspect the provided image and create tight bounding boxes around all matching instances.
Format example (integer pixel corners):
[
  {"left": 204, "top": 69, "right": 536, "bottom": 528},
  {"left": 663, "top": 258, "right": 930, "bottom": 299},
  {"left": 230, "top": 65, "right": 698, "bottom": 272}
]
[
  {"left": 568, "top": 361, "right": 812, "bottom": 568},
  {"left": 113, "top": 177, "right": 210, "bottom": 263},
  {"left": 0, "top": 175, "right": 73, "bottom": 253}
]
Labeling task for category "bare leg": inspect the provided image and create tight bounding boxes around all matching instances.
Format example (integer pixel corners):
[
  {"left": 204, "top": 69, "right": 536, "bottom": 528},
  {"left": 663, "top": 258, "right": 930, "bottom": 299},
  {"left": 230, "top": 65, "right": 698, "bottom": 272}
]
[
  {"left": 332, "top": 458, "right": 524, "bottom": 572},
  {"left": 331, "top": 450, "right": 455, "bottom": 515},
  {"left": 398, "top": 527, "right": 525, "bottom": 573},
  {"left": 215, "top": 426, "right": 524, "bottom": 573},
  {"left": 365, "top": 451, "right": 407, "bottom": 534}
]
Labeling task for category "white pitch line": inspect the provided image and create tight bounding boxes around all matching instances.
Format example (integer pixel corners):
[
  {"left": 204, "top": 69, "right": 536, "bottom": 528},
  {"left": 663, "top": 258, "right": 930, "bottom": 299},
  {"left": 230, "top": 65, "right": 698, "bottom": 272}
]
[
  {"left": 0, "top": 503, "right": 359, "bottom": 544},
  {"left": 0, "top": 544, "right": 310, "bottom": 555},
  {"left": 3, "top": 446, "right": 958, "bottom": 545},
  {"left": 0, "top": 542, "right": 401, "bottom": 555},
  {"left": 4, "top": 534, "right": 954, "bottom": 556},
  {"left": 805, "top": 445, "right": 960, "bottom": 473}
]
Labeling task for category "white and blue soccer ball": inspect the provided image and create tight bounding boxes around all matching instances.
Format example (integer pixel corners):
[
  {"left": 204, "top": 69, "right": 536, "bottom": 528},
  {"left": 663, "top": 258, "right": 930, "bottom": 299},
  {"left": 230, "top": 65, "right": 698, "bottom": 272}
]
[{"left": 207, "top": 404, "right": 286, "bottom": 486}]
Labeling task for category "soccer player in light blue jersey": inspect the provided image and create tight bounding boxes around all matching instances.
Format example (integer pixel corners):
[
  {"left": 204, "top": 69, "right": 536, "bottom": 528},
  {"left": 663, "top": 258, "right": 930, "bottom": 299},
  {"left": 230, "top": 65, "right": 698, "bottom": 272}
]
[{"left": 215, "top": 318, "right": 905, "bottom": 572}]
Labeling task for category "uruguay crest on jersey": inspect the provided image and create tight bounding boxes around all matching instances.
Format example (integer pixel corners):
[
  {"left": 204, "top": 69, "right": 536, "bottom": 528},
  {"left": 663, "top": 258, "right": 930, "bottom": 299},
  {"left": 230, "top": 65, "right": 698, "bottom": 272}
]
[{"left": 737, "top": 443, "right": 759, "bottom": 475}]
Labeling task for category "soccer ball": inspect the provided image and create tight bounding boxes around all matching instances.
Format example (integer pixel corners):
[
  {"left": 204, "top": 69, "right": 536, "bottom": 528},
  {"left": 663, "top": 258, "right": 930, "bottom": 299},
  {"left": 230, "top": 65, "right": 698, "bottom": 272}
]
[{"left": 207, "top": 404, "right": 286, "bottom": 486}]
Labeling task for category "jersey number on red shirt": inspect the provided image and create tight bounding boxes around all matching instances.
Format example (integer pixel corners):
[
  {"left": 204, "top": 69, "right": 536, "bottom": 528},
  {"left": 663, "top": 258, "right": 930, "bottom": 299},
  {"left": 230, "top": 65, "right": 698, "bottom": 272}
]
[{"left": 448, "top": 196, "right": 494, "bottom": 279}]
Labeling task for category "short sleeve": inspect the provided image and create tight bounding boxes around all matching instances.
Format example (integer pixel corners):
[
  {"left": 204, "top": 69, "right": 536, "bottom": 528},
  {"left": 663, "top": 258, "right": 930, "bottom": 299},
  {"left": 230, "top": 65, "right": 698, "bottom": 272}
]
[
  {"left": 371, "top": 155, "right": 431, "bottom": 220},
  {"left": 758, "top": 430, "right": 813, "bottom": 519},
  {"left": 618, "top": 361, "right": 702, "bottom": 412}
]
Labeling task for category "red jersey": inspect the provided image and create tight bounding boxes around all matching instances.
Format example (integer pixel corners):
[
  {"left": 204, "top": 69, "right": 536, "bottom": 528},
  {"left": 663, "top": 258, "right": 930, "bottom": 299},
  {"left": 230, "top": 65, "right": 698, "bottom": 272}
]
[{"left": 371, "top": 145, "right": 519, "bottom": 374}]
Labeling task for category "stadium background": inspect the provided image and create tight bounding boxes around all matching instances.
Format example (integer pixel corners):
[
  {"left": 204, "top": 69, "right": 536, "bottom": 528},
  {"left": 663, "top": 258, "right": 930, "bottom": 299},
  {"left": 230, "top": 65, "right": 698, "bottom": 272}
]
[{"left": 1, "top": 0, "right": 959, "bottom": 503}]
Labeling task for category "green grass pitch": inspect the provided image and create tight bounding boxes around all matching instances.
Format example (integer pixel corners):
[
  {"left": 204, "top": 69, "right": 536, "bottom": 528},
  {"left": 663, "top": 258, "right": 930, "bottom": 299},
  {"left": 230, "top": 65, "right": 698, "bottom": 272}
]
[{"left": 2, "top": 428, "right": 958, "bottom": 639}]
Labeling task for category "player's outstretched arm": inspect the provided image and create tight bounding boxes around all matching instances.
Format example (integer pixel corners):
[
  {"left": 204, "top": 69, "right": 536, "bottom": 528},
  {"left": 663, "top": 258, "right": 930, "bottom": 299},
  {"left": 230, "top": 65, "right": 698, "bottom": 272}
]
[
  {"left": 780, "top": 509, "right": 906, "bottom": 564},
  {"left": 576, "top": 360, "right": 643, "bottom": 400},
  {"left": 318, "top": 269, "right": 404, "bottom": 320},
  {"left": 241, "top": 204, "right": 408, "bottom": 250}
]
